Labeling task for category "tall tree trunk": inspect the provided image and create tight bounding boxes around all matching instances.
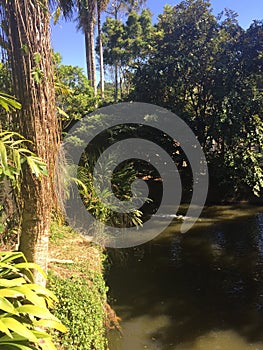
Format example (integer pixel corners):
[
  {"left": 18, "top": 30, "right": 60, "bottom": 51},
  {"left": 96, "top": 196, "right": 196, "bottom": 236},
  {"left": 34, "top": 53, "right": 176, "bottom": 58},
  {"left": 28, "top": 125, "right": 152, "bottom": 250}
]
[
  {"left": 89, "top": 17, "right": 97, "bottom": 96},
  {"left": 97, "top": 4, "right": 105, "bottom": 100},
  {"left": 6, "top": 0, "right": 59, "bottom": 286},
  {"left": 84, "top": 0, "right": 97, "bottom": 96},
  {"left": 85, "top": 29, "right": 93, "bottom": 86}
]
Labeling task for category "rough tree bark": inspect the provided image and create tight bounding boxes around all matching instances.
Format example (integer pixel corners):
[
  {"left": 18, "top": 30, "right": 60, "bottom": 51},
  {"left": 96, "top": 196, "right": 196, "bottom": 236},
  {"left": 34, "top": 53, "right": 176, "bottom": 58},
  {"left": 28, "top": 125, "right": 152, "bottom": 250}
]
[{"left": 5, "top": 0, "right": 59, "bottom": 286}]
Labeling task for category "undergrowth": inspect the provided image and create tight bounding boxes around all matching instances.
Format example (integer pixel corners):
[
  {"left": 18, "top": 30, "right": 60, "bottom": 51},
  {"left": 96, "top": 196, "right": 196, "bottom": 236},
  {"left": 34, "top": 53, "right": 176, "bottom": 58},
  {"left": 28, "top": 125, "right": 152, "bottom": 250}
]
[{"left": 48, "top": 223, "right": 109, "bottom": 350}]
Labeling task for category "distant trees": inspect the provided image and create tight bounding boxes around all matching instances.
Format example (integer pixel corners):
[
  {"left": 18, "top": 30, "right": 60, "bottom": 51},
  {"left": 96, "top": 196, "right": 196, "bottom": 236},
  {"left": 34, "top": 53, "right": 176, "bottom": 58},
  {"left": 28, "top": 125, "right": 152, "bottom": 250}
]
[
  {"left": 100, "top": 8, "right": 154, "bottom": 100},
  {"left": 54, "top": 54, "right": 97, "bottom": 126},
  {"left": 56, "top": 0, "right": 146, "bottom": 99},
  {"left": 130, "top": 0, "right": 263, "bottom": 198}
]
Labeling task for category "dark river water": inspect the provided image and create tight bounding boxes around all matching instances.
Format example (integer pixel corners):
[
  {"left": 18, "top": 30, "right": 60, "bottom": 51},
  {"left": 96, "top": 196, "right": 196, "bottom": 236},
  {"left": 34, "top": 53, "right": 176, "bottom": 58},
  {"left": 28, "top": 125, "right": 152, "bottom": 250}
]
[{"left": 107, "top": 205, "right": 263, "bottom": 350}]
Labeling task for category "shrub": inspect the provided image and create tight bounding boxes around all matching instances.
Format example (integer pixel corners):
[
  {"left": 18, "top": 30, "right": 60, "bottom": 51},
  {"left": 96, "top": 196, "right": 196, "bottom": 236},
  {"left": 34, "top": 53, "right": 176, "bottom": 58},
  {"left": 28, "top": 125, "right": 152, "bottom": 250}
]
[
  {"left": 0, "top": 251, "right": 67, "bottom": 350},
  {"left": 48, "top": 267, "right": 108, "bottom": 350}
]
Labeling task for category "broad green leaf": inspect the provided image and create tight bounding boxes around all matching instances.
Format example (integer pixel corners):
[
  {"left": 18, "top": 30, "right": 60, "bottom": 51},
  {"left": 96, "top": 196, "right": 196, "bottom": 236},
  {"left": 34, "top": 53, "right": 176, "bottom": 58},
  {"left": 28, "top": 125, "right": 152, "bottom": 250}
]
[
  {"left": 13, "top": 150, "right": 21, "bottom": 173},
  {"left": 0, "top": 93, "right": 21, "bottom": 111},
  {"left": 14, "top": 263, "right": 47, "bottom": 279},
  {"left": 57, "top": 106, "right": 70, "bottom": 119},
  {"left": 0, "top": 141, "right": 8, "bottom": 168},
  {"left": 26, "top": 284, "right": 57, "bottom": 302},
  {"left": 12, "top": 286, "right": 46, "bottom": 308},
  {"left": 1, "top": 317, "right": 38, "bottom": 342},
  {"left": 26, "top": 157, "right": 41, "bottom": 177},
  {"left": 33, "top": 319, "right": 67, "bottom": 333},
  {"left": 15, "top": 149, "right": 34, "bottom": 155},
  {"left": 0, "top": 330, "right": 50, "bottom": 342},
  {"left": 16, "top": 305, "right": 57, "bottom": 320},
  {"left": 0, "top": 342, "right": 33, "bottom": 350},
  {"left": 0, "top": 252, "right": 24, "bottom": 263},
  {"left": 0, "top": 318, "right": 13, "bottom": 338},
  {"left": 0, "top": 288, "right": 23, "bottom": 299},
  {"left": 0, "top": 278, "right": 25, "bottom": 288},
  {"left": 0, "top": 132, "right": 15, "bottom": 142},
  {"left": 0, "top": 296, "right": 17, "bottom": 314}
]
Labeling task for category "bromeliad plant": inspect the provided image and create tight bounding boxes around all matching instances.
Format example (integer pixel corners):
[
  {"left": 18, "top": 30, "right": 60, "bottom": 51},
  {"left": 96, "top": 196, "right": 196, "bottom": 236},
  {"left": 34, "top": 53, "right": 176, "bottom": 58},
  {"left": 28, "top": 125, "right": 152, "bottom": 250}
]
[{"left": 0, "top": 251, "right": 67, "bottom": 350}]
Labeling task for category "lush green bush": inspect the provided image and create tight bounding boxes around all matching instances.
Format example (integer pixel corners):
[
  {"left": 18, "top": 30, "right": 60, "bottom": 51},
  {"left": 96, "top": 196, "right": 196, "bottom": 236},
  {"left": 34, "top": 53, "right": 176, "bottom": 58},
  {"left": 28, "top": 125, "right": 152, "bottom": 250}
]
[
  {"left": 48, "top": 265, "right": 108, "bottom": 350},
  {"left": 0, "top": 251, "right": 67, "bottom": 350}
]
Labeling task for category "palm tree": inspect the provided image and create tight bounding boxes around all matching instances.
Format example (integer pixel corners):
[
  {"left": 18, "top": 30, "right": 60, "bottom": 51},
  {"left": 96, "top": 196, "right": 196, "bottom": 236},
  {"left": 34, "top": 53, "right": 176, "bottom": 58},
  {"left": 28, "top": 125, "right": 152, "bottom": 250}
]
[
  {"left": 77, "top": 0, "right": 97, "bottom": 95},
  {"left": 1, "top": 0, "right": 59, "bottom": 286},
  {"left": 57, "top": 0, "right": 145, "bottom": 100},
  {"left": 97, "top": 0, "right": 109, "bottom": 99}
]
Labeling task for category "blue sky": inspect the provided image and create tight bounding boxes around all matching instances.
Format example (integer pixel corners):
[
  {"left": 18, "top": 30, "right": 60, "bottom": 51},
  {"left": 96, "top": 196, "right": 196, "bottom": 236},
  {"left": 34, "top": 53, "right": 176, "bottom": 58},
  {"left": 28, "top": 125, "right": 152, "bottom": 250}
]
[{"left": 51, "top": 0, "right": 263, "bottom": 73}]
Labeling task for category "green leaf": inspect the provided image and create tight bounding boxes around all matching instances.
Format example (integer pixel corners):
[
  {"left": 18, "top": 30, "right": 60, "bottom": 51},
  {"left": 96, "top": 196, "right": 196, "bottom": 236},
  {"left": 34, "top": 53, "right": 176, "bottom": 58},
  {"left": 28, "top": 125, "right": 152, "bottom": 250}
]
[
  {"left": 13, "top": 150, "right": 21, "bottom": 173},
  {"left": 33, "top": 52, "right": 41, "bottom": 65},
  {"left": 0, "top": 288, "right": 23, "bottom": 299},
  {"left": 33, "top": 319, "right": 67, "bottom": 333},
  {"left": 26, "top": 284, "right": 57, "bottom": 302},
  {"left": 0, "top": 141, "right": 8, "bottom": 169},
  {"left": 53, "top": 7, "right": 61, "bottom": 25},
  {"left": 16, "top": 305, "right": 57, "bottom": 320},
  {"left": 0, "top": 93, "right": 21, "bottom": 111},
  {"left": 12, "top": 286, "right": 46, "bottom": 308},
  {"left": 14, "top": 263, "right": 47, "bottom": 279},
  {"left": 1, "top": 317, "right": 38, "bottom": 342},
  {"left": 0, "top": 318, "right": 13, "bottom": 338},
  {"left": 0, "top": 342, "right": 33, "bottom": 350},
  {"left": 0, "top": 278, "right": 25, "bottom": 288},
  {"left": 0, "top": 296, "right": 17, "bottom": 314},
  {"left": 26, "top": 157, "right": 42, "bottom": 177},
  {"left": 0, "top": 252, "right": 24, "bottom": 264}
]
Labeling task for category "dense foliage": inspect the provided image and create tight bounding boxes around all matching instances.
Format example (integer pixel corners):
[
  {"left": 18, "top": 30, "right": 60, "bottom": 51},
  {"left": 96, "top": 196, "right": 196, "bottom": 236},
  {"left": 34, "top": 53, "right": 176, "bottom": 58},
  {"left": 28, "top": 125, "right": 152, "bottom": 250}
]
[
  {"left": 54, "top": 54, "right": 97, "bottom": 126},
  {"left": 48, "top": 261, "right": 108, "bottom": 350},
  {"left": 0, "top": 251, "right": 67, "bottom": 350},
  {"left": 120, "top": 0, "right": 263, "bottom": 199}
]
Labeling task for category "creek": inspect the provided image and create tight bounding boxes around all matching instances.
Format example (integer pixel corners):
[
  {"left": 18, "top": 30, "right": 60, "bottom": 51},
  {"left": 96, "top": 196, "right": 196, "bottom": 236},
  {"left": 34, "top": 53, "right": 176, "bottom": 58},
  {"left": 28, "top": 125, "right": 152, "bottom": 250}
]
[{"left": 107, "top": 205, "right": 263, "bottom": 350}]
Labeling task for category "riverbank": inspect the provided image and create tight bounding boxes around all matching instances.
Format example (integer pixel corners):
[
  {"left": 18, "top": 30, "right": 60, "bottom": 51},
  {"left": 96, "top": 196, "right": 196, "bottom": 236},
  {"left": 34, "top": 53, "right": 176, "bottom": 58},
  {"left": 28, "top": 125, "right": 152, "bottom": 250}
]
[{"left": 47, "top": 222, "right": 110, "bottom": 350}]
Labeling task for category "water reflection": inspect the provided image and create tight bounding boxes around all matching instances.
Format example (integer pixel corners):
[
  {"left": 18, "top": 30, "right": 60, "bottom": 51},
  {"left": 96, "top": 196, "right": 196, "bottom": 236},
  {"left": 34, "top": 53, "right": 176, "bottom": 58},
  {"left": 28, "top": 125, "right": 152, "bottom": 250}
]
[{"left": 107, "top": 206, "right": 263, "bottom": 350}]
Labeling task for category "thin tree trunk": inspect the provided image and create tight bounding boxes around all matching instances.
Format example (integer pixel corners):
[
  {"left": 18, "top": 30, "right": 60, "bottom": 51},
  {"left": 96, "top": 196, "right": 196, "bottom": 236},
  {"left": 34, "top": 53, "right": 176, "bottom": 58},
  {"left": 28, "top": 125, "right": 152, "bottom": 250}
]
[
  {"left": 85, "top": 29, "right": 93, "bottom": 86},
  {"left": 114, "top": 62, "right": 118, "bottom": 102},
  {"left": 89, "top": 18, "right": 97, "bottom": 96},
  {"left": 97, "top": 6, "right": 105, "bottom": 100},
  {"left": 84, "top": 0, "right": 97, "bottom": 96},
  {"left": 6, "top": 0, "right": 59, "bottom": 286}
]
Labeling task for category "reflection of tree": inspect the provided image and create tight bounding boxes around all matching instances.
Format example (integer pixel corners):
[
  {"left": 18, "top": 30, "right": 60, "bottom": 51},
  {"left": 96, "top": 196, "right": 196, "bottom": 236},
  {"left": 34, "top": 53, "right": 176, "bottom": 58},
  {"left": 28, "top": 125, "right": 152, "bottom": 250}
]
[{"left": 108, "top": 209, "right": 263, "bottom": 347}]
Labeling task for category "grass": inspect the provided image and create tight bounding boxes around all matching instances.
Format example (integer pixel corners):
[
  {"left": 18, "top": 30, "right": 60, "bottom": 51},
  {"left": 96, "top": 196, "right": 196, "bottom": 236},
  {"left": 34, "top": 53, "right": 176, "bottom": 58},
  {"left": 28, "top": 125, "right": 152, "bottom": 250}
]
[{"left": 48, "top": 222, "right": 110, "bottom": 350}]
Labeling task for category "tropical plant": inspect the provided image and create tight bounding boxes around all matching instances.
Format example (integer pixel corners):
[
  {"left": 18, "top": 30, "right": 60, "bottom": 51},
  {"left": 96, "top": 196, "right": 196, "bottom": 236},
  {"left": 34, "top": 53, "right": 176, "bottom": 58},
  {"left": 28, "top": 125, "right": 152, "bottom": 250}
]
[
  {"left": 0, "top": 93, "right": 49, "bottom": 247},
  {"left": 0, "top": 251, "right": 67, "bottom": 350},
  {"left": 0, "top": 92, "right": 21, "bottom": 113},
  {"left": 0, "top": 130, "right": 48, "bottom": 185}
]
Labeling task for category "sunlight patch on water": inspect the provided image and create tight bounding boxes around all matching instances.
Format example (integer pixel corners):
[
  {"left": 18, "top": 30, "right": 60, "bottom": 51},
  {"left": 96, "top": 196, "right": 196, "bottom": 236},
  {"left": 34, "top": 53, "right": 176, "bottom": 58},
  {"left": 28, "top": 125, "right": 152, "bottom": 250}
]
[
  {"left": 108, "top": 314, "right": 170, "bottom": 350},
  {"left": 174, "top": 330, "right": 263, "bottom": 350}
]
